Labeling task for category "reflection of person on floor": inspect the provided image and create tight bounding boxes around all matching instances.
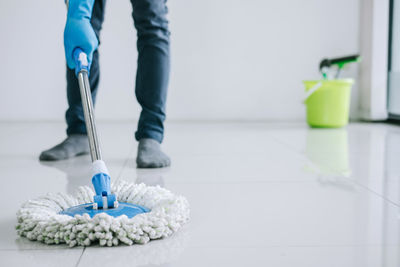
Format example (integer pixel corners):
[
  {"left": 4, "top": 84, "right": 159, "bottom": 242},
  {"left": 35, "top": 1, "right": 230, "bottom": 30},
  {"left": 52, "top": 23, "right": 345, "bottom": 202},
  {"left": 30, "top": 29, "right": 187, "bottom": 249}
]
[
  {"left": 40, "top": 159, "right": 167, "bottom": 194},
  {"left": 136, "top": 168, "right": 167, "bottom": 187},
  {"left": 39, "top": 0, "right": 171, "bottom": 168},
  {"left": 40, "top": 158, "right": 92, "bottom": 194}
]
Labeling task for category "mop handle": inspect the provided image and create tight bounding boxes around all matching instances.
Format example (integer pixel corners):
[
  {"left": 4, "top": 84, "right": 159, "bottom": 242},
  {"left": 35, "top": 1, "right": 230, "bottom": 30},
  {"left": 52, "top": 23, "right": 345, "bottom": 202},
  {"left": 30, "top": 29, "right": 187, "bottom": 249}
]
[{"left": 74, "top": 48, "right": 102, "bottom": 162}]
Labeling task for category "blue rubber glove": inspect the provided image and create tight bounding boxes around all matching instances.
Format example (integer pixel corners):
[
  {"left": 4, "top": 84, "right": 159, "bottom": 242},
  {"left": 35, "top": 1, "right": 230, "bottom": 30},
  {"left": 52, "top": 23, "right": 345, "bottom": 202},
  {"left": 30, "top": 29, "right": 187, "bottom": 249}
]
[{"left": 64, "top": 0, "right": 98, "bottom": 71}]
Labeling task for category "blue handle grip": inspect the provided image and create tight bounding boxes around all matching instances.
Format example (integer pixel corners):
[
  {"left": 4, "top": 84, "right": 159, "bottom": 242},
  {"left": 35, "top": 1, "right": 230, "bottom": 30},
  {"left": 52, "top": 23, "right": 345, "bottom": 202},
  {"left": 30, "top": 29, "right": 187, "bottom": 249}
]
[
  {"left": 73, "top": 48, "right": 89, "bottom": 76},
  {"left": 92, "top": 172, "right": 111, "bottom": 196}
]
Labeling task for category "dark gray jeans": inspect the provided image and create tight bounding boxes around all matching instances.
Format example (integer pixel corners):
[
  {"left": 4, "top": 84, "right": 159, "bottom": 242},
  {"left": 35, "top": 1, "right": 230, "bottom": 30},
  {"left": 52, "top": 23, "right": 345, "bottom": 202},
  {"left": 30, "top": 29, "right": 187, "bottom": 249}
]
[{"left": 66, "top": 0, "right": 170, "bottom": 143}]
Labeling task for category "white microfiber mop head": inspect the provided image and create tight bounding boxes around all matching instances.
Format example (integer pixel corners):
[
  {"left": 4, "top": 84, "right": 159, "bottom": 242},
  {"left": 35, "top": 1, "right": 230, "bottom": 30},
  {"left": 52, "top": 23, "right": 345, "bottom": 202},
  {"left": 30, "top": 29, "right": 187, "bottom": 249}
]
[{"left": 16, "top": 180, "right": 190, "bottom": 247}]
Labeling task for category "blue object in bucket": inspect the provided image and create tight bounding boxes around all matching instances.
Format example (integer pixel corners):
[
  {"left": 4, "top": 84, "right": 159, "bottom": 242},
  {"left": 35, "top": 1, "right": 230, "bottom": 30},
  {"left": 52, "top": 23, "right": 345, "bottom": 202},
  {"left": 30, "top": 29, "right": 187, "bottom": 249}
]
[{"left": 60, "top": 202, "right": 150, "bottom": 218}]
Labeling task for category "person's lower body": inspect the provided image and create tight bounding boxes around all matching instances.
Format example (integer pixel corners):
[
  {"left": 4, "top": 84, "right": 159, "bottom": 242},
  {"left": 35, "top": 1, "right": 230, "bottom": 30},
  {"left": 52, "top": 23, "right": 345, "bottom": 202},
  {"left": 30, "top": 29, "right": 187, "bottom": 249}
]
[
  {"left": 40, "top": 0, "right": 171, "bottom": 168},
  {"left": 132, "top": 0, "right": 170, "bottom": 168}
]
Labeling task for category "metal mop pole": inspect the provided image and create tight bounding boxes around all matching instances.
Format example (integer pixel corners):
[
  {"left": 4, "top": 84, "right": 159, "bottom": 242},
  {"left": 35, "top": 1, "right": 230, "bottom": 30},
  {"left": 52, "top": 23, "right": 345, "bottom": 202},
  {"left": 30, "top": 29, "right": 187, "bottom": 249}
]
[{"left": 77, "top": 69, "right": 102, "bottom": 162}]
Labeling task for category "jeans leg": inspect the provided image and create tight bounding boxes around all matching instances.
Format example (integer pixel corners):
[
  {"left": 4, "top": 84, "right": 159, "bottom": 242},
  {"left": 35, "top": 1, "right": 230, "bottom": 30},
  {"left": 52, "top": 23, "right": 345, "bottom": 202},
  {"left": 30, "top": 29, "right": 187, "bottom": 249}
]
[
  {"left": 131, "top": 0, "right": 170, "bottom": 143},
  {"left": 65, "top": 0, "right": 106, "bottom": 136}
]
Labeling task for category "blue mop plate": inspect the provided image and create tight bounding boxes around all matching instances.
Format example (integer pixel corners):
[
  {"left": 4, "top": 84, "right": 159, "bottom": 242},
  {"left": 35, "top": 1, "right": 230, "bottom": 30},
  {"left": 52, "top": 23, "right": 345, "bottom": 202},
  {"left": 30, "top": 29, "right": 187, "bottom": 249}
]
[{"left": 60, "top": 202, "right": 150, "bottom": 218}]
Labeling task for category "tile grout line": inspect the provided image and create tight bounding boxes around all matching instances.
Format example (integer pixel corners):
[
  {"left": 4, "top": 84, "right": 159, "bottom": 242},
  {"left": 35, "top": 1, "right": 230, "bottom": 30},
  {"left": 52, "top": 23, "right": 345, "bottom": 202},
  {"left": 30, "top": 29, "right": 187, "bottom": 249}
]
[
  {"left": 1, "top": 242, "right": 398, "bottom": 252},
  {"left": 267, "top": 130, "right": 400, "bottom": 208},
  {"left": 115, "top": 143, "right": 135, "bottom": 182},
  {"left": 345, "top": 177, "right": 400, "bottom": 208},
  {"left": 267, "top": 132, "right": 306, "bottom": 156},
  {"left": 75, "top": 247, "right": 86, "bottom": 267}
]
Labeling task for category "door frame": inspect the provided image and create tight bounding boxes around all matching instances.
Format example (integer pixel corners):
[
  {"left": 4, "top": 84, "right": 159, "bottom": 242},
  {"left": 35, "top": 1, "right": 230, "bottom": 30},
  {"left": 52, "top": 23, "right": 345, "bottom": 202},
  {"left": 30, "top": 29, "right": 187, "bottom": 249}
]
[{"left": 359, "top": 0, "right": 390, "bottom": 121}]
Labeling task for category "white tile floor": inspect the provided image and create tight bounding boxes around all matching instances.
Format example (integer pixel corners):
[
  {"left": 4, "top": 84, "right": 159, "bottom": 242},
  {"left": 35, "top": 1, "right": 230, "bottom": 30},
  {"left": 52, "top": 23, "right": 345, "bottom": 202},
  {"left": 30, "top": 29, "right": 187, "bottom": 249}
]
[{"left": 1, "top": 121, "right": 400, "bottom": 266}]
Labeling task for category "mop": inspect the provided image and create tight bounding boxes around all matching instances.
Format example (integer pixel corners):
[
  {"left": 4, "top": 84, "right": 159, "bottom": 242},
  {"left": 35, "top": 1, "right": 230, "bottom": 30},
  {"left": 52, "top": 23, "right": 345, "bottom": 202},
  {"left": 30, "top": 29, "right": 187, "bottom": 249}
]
[
  {"left": 16, "top": 49, "right": 190, "bottom": 247},
  {"left": 319, "top": 55, "right": 360, "bottom": 79}
]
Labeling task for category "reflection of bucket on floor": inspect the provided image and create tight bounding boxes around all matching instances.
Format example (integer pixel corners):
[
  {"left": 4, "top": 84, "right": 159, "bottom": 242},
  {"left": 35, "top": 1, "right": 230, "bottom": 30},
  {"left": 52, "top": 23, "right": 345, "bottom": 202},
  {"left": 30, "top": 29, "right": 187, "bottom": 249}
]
[
  {"left": 303, "top": 79, "right": 353, "bottom": 128},
  {"left": 305, "top": 128, "right": 349, "bottom": 177}
]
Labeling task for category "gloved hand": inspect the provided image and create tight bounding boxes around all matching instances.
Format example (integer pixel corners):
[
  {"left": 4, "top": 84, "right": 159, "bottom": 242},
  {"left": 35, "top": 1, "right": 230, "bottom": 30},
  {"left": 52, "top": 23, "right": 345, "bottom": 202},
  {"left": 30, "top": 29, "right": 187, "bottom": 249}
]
[{"left": 64, "top": 0, "right": 97, "bottom": 71}]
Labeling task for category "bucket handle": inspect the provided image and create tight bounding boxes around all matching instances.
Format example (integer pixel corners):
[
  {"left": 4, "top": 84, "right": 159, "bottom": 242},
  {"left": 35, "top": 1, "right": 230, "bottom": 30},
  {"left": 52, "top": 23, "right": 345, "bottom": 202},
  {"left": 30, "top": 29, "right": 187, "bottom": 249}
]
[{"left": 303, "top": 82, "right": 322, "bottom": 103}]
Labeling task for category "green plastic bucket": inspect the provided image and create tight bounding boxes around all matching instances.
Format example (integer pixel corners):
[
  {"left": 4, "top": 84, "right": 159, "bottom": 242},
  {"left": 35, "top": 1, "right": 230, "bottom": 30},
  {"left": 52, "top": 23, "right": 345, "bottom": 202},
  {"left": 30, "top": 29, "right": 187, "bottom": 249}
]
[{"left": 303, "top": 79, "right": 353, "bottom": 128}]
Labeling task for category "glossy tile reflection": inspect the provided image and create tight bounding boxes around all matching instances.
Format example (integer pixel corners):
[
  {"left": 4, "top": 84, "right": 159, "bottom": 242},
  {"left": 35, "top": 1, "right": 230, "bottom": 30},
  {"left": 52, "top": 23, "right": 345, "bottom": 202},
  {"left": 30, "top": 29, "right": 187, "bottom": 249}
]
[
  {"left": 0, "top": 122, "right": 400, "bottom": 267},
  {"left": 305, "top": 128, "right": 350, "bottom": 177}
]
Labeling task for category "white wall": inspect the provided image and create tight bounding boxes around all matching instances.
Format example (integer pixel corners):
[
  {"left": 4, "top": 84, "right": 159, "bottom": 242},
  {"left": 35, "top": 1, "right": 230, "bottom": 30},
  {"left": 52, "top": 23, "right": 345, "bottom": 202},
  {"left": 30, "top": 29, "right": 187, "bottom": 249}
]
[{"left": 0, "top": 0, "right": 360, "bottom": 121}]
